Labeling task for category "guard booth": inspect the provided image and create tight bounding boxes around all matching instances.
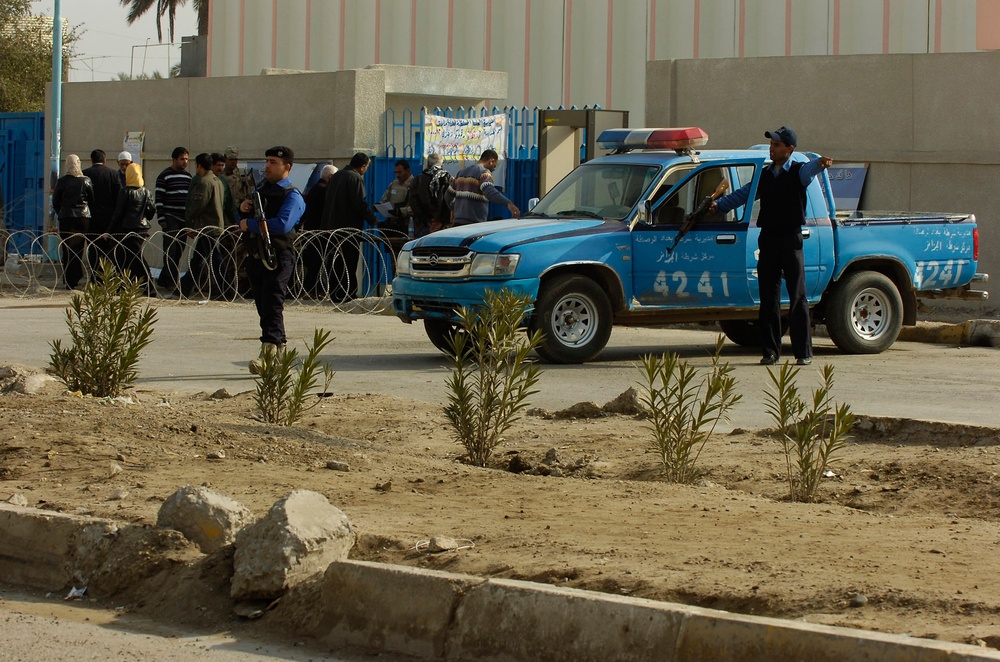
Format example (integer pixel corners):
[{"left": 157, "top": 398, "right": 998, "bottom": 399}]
[{"left": 537, "top": 108, "right": 629, "bottom": 196}]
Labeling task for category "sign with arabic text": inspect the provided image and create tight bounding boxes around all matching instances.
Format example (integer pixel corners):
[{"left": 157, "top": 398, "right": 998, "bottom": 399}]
[{"left": 423, "top": 113, "right": 507, "bottom": 162}]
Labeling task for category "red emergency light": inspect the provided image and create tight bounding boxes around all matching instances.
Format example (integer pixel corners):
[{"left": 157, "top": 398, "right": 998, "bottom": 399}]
[{"left": 596, "top": 127, "right": 709, "bottom": 152}]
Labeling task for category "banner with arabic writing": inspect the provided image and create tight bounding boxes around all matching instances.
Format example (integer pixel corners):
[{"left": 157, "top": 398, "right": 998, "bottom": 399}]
[{"left": 422, "top": 113, "right": 507, "bottom": 162}]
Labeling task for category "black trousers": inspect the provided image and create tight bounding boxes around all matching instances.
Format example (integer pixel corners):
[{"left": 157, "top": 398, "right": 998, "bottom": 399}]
[
  {"left": 180, "top": 233, "right": 224, "bottom": 297},
  {"left": 757, "top": 232, "right": 811, "bottom": 360},
  {"left": 247, "top": 246, "right": 294, "bottom": 346},
  {"left": 157, "top": 229, "right": 186, "bottom": 291},
  {"left": 58, "top": 218, "right": 88, "bottom": 288},
  {"left": 331, "top": 240, "right": 360, "bottom": 303},
  {"left": 87, "top": 233, "right": 113, "bottom": 281},
  {"left": 112, "top": 232, "right": 154, "bottom": 295}
]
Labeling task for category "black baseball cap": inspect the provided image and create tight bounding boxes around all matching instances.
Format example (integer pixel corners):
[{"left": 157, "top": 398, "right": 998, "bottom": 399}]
[
  {"left": 764, "top": 126, "right": 797, "bottom": 147},
  {"left": 265, "top": 145, "right": 294, "bottom": 164}
]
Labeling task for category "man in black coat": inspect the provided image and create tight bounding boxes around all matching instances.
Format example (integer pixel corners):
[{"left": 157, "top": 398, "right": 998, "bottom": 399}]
[
  {"left": 300, "top": 164, "right": 337, "bottom": 296},
  {"left": 321, "top": 153, "right": 377, "bottom": 302},
  {"left": 82, "top": 149, "right": 122, "bottom": 280}
]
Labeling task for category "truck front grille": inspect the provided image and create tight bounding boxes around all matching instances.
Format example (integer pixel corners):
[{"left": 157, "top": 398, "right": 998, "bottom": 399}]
[{"left": 410, "top": 247, "right": 473, "bottom": 277}]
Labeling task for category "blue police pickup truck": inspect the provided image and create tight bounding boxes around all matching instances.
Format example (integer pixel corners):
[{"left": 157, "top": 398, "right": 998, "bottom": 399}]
[{"left": 391, "top": 128, "right": 988, "bottom": 364}]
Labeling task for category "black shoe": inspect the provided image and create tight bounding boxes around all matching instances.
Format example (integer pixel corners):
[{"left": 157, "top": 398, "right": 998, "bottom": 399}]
[
  {"left": 796, "top": 357, "right": 813, "bottom": 365},
  {"left": 760, "top": 355, "right": 778, "bottom": 366}
]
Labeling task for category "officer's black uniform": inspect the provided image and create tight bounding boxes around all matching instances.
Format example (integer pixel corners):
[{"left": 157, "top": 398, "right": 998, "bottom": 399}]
[
  {"left": 755, "top": 161, "right": 811, "bottom": 363},
  {"left": 239, "top": 148, "right": 304, "bottom": 352}
]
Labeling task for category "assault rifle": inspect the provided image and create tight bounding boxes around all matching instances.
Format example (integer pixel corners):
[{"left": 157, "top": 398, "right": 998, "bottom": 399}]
[
  {"left": 666, "top": 179, "right": 730, "bottom": 255},
  {"left": 246, "top": 171, "right": 278, "bottom": 271}
]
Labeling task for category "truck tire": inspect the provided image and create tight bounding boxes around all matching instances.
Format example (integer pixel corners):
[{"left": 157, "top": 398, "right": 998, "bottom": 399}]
[
  {"left": 424, "top": 318, "right": 460, "bottom": 355},
  {"left": 719, "top": 319, "right": 789, "bottom": 348},
  {"left": 531, "top": 275, "right": 613, "bottom": 364},
  {"left": 825, "top": 271, "right": 903, "bottom": 354}
]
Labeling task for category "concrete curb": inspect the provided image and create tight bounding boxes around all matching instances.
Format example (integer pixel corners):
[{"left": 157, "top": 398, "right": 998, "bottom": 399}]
[
  {"left": 0, "top": 503, "right": 119, "bottom": 591},
  {"left": 6, "top": 498, "right": 1000, "bottom": 661},
  {"left": 314, "top": 560, "right": 1000, "bottom": 661},
  {"left": 897, "top": 319, "right": 1000, "bottom": 347}
]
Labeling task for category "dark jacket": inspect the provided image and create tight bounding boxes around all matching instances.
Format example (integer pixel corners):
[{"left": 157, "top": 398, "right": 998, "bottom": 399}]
[
  {"left": 185, "top": 171, "right": 226, "bottom": 233},
  {"left": 410, "top": 165, "right": 453, "bottom": 230},
  {"left": 300, "top": 178, "right": 329, "bottom": 231},
  {"left": 82, "top": 163, "right": 122, "bottom": 232},
  {"left": 756, "top": 161, "right": 807, "bottom": 237},
  {"left": 109, "top": 187, "right": 155, "bottom": 233},
  {"left": 52, "top": 175, "right": 94, "bottom": 221},
  {"left": 321, "top": 167, "right": 376, "bottom": 230}
]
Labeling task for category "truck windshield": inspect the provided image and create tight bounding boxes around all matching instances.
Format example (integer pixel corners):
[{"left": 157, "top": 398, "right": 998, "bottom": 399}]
[{"left": 529, "top": 163, "right": 660, "bottom": 221}]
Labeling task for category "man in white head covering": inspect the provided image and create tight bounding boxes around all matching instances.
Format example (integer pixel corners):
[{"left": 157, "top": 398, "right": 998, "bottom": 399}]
[{"left": 117, "top": 151, "right": 133, "bottom": 187}]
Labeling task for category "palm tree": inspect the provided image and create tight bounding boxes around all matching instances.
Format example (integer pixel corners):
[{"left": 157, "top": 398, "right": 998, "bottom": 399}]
[{"left": 119, "top": 0, "right": 208, "bottom": 43}]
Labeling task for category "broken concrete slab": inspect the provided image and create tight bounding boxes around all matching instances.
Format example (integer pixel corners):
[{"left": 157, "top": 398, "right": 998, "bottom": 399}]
[{"left": 231, "top": 489, "right": 355, "bottom": 600}]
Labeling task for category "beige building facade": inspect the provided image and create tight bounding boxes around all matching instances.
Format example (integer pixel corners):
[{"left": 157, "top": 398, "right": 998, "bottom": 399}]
[{"left": 205, "top": 0, "right": 998, "bottom": 124}]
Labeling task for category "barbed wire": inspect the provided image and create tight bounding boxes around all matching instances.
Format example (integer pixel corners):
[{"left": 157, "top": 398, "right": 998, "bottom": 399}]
[{"left": 0, "top": 227, "right": 405, "bottom": 314}]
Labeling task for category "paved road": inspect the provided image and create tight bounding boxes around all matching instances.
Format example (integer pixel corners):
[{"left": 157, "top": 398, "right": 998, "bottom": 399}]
[
  {"left": 1, "top": 295, "right": 997, "bottom": 430},
  {"left": 0, "top": 586, "right": 381, "bottom": 661}
]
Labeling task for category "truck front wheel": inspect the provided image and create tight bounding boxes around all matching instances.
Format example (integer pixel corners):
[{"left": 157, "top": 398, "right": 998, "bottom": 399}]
[
  {"left": 825, "top": 271, "right": 903, "bottom": 354},
  {"left": 531, "top": 275, "right": 613, "bottom": 364},
  {"left": 424, "top": 319, "right": 461, "bottom": 355}
]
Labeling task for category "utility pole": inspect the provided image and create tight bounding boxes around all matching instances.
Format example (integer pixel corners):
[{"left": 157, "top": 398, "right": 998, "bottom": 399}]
[{"left": 50, "top": 0, "right": 62, "bottom": 207}]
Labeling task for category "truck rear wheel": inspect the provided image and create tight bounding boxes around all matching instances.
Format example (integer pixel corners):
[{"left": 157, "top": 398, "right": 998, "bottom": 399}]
[
  {"left": 825, "top": 271, "right": 903, "bottom": 354},
  {"left": 531, "top": 275, "right": 613, "bottom": 364},
  {"left": 719, "top": 319, "right": 789, "bottom": 348}
]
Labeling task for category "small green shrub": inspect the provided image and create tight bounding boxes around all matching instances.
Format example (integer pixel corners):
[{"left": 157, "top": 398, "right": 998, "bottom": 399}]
[
  {"left": 49, "top": 260, "right": 157, "bottom": 397},
  {"left": 765, "top": 362, "right": 855, "bottom": 502},
  {"left": 444, "top": 288, "right": 543, "bottom": 467},
  {"left": 639, "top": 335, "right": 741, "bottom": 483},
  {"left": 253, "top": 328, "right": 335, "bottom": 426}
]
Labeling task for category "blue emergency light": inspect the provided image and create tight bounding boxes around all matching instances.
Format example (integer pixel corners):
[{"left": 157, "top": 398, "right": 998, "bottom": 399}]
[{"left": 596, "top": 127, "right": 709, "bottom": 152}]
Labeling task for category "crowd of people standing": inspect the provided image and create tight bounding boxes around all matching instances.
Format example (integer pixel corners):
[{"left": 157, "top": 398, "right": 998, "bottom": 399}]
[{"left": 48, "top": 146, "right": 514, "bottom": 304}]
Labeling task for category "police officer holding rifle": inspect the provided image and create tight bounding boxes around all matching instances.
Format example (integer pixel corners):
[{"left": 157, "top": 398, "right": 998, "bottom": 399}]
[{"left": 237, "top": 146, "right": 306, "bottom": 374}]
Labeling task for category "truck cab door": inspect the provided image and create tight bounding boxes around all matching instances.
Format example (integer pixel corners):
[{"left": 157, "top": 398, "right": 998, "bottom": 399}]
[{"left": 630, "top": 163, "right": 755, "bottom": 309}]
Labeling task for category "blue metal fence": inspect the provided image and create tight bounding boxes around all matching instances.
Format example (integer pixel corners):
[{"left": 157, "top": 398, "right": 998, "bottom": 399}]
[{"left": 0, "top": 112, "right": 46, "bottom": 254}]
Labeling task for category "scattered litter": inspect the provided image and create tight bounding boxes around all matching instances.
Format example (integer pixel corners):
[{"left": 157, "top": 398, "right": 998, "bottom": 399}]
[
  {"left": 233, "top": 598, "right": 280, "bottom": 619},
  {"left": 5, "top": 493, "right": 28, "bottom": 507},
  {"left": 155, "top": 401, "right": 172, "bottom": 408},
  {"left": 823, "top": 470, "right": 837, "bottom": 478},
  {"left": 64, "top": 586, "right": 87, "bottom": 601},
  {"left": 198, "top": 300, "right": 209, "bottom": 305},
  {"left": 414, "top": 537, "right": 476, "bottom": 554}
]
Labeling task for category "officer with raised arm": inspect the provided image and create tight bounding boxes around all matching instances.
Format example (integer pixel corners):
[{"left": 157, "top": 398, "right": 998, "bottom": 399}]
[{"left": 710, "top": 126, "right": 833, "bottom": 366}]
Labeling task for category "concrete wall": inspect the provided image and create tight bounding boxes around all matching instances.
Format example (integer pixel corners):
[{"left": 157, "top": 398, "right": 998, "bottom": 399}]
[
  {"left": 45, "top": 64, "right": 506, "bottom": 198},
  {"left": 645, "top": 51, "right": 998, "bottom": 306}
]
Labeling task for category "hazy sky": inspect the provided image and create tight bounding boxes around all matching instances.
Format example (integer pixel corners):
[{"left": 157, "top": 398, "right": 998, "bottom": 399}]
[{"left": 31, "top": 0, "right": 199, "bottom": 81}]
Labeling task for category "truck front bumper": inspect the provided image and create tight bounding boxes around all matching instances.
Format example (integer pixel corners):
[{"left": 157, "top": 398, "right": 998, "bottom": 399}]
[{"left": 391, "top": 276, "right": 542, "bottom": 323}]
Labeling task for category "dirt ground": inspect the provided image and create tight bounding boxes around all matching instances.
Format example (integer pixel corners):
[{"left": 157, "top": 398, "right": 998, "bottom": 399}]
[{"left": 3, "top": 365, "right": 1000, "bottom": 651}]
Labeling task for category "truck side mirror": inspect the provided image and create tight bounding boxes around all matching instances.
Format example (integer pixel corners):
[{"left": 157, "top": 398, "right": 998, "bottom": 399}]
[
  {"left": 527, "top": 197, "right": 539, "bottom": 211},
  {"left": 639, "top": 200, "right": 651, "bottom": 224}
]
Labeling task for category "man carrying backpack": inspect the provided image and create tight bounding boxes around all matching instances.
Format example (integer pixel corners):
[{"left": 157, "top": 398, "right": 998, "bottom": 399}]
[{"left": 409, "top": 153, "right": 453, "bottom": 236}]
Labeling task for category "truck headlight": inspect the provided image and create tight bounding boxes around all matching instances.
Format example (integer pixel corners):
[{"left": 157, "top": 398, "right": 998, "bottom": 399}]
[
  {"left": 470, "top": 253, "right": 520, "bottom": 276},
  {"left": 396, "top": 250, "right": 411, "bottom": 276}
]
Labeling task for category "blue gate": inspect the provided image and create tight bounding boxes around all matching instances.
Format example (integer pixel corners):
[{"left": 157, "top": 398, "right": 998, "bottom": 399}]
[
  {"left": 0, "top": 112, "right": 46, "bottom": 254},
  {"left": 377, "top": 105, "right": 600, "bottom": 217}
]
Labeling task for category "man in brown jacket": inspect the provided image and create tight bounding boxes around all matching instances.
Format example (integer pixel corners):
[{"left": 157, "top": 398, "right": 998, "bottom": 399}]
[{"left": 181, "top": 152, "right": 226, "bottom": 297}]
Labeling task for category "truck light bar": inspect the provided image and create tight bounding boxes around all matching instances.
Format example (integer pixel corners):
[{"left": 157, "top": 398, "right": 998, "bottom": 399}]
[{"left": 596, "top": 127, "right": 709, "bottom": 152}]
